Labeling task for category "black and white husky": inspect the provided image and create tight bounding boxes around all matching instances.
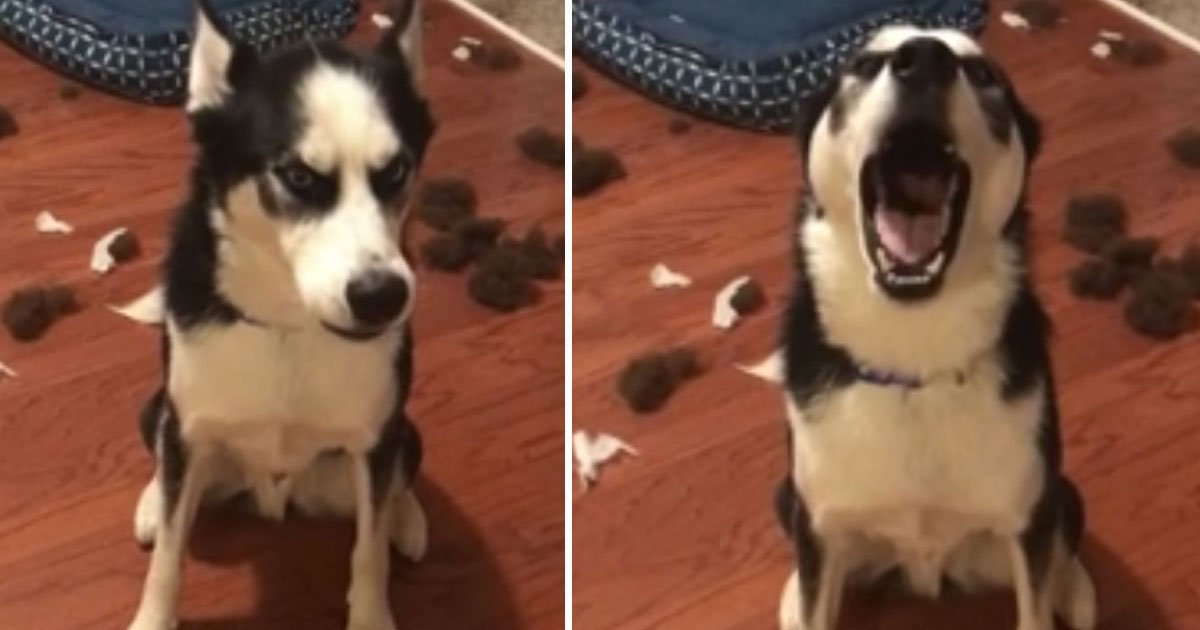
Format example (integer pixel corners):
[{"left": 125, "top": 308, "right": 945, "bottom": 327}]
[
  {"left": 775, "top": 27, "right": 1097, "bottom": 630},
  {"left": 128, "top": 2, "right": 434, "bottom": 629}
]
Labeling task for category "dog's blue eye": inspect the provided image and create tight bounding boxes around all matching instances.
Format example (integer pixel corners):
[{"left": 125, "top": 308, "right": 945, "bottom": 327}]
[
  {"left": 372, "top": 154, "right": 413, "bottom": 201},
  {"left": 276, "top": 163, "right": 317, "bottom": 190},
  {"left": 385, "top": 154, "right": 411, "bottom": 182}
]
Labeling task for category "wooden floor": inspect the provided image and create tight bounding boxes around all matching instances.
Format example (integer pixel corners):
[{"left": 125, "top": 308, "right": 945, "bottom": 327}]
[
  {"left": 0, "top": 2, "right": 564, "bottom": 628},
  {"left": 572, "top": 1, "right": 1200, "bottom": 629}
]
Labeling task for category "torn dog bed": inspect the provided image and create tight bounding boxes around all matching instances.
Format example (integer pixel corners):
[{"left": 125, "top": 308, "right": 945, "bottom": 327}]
[
  {"left": 572, "top": 0, "right": 987, "bottom": 131},
  {"left": 0, "top": 0, "right": 358, "bottom": 104}
]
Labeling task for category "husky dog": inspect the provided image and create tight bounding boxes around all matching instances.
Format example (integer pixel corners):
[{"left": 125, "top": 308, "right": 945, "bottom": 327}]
[
  {"left": 128, "top": 2, "right": 434, "bottom": 628},
  {"left": 775, "top": 26, "right": 1097, "bottom": 630}
]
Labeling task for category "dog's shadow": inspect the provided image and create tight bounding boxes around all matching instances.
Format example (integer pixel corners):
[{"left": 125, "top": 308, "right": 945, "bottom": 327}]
[
  {"left": 837, "top": 536, "right": 1168, "bottom": 629},
  {"left": 180, "top": 480, "right": 522, "bottom": 630}
]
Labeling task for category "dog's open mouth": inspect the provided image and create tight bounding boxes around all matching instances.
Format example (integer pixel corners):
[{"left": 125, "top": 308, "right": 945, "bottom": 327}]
[{"left": 859, "top": 121, "right": 970, "bottom": 299}]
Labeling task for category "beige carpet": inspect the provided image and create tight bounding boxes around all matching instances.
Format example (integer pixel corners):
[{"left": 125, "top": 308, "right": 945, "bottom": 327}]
[
  {"left": 1130, "top": 0, "right": 1200, "bottom": 38},
  {"left": 465, "top": 0, "right": 563, "bottom": 55}
]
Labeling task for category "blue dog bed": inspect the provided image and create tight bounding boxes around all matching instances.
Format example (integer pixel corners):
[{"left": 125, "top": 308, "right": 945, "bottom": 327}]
[
  {"left": 0, "top": 0, "right": 359, "bottom": 104},
  {"left": 573, "top": 0, "right": 989, "bottom": 131}
]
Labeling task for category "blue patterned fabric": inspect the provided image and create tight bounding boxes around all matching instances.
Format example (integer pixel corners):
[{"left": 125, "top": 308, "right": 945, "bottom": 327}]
[
  {"left": 0, "top": 0, "right": 359, "bottom": 104},
  {"left": 573, "top": 0, "right": 989, "bottom": 131}
]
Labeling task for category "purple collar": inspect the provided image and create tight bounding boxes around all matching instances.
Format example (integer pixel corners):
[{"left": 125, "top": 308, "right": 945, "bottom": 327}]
[{"left": 855, "top": 365, "right": 924, "bottom": 389}]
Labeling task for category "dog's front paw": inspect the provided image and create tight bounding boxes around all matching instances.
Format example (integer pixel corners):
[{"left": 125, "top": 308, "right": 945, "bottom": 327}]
[
  {"left": 390, "top": 489, "right": 428, "bottom": 562},
  {"left": 127, "top": 607, "right": 175, "bottom": 630},
  {"left": 133, "top": 479, "right": 161, "bottom": 548},
  {"left": 1058, "top": 558, "right": 1097, "bottom": 630},
  {"left": 778, "top": 570, "right": 805, "bottom": 630},
  {"left": 346, "top": 604, "right": 397, "bottom": 630}
]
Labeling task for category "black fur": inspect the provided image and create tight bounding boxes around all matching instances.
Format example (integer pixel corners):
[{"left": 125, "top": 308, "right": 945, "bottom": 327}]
[
  {"left": 780, "top": 273, "right": 858, "bottom": 408},
  {"left": 159, "top": 397, "right": 187, "bottom": 518},
  {"left": 775, "top": 476, "right": 824, "bottom": 620},
  {"left": 368, "top": 329, "right": 423, "bottom": 510}
]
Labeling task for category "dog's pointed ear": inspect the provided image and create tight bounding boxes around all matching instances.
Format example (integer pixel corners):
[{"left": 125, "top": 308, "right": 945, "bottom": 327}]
[
  {"left": 188, "top": 0, "right": 241, "bottom": 111},
  {"left": 376, "top": 0, "right": 424, "bottom": 86}
]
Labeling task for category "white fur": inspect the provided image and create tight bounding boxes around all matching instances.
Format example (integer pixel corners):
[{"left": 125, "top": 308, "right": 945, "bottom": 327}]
[
  {"left": 167, "top": 318, "right": 401, "bottom": 471},
  {"left": 186, "top": 8, "right": 234, "bottom": 112},
  {"left": 865, "top": 26, "right": 982, "bottom": 56},
  {"left": 398, "top": 0, "right": 424, "bottom": 86}
]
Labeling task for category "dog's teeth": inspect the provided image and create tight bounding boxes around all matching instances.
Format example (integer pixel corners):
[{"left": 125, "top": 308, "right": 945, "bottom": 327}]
[
  {"left": 877, "top": 247, "right": 894, "bottom": 270},
  {"left": 926, "top": 252, "right": 945, "bottom": 274}
]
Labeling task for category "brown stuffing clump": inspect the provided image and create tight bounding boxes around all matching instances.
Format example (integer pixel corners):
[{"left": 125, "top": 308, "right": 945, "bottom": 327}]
[
  {"left": 1179, "top": 242, "right": 1200, "bottom": 298},
  {"left": 1124, "top": 266, "right": 1196, "bottom": 339},
  {"left": 1013, "top": 0, "right": 1063, "bottom": 30},
  {"left": 0, "top": 106, "right": 17, "bottom": 140},
  {"left": 1069, "top": 259, "right": 1124, "bottom": 300},
  {"left": 516, "top": 126, "right": 565, "bottom": 167},
  {"left": 617, "top": 347, "right": 703, "bottom": 413},
  {"left": 471, "top": 42, "right": 521, "bottom": 71},
  {"left": 3, "top": 284, "right": 79, "bottom": 341},
  {"left": 1166, "top": 128, "right": 1200, "bottom": 169},
  {"left": 418, "top": 178, "right": 477, "bottom": 231},
  {"left": 58, "top": 83, "right": 82, "bottom": 101},
  {"left": 421, "top": 216, "right": 507, "bottom": 272},
  {"left": 668, "top": 117, "right": 692, "bottom": 135},
  {"left": 1063, "top": 194, "right": 1126, "bottom": 253},
  {"left": 468, "top": 246, "right": 539, "bottom": 311},
  {"left": 455, "top": 216, "right": 507, "bottom": 258},
  {"left": 514, "top": 225, "right": 561, "bottom": 280},
  {"left": 421, "top": 235, "right": 472, "bottom": 271},
  {"left": 730, "top": 279, "right": 767, "bottom": 315},
  {"left": 552, "top": 234, "right": 566, "bottom": 261},
  {"left": 1102, "top": 236, "right": 1159, "bottom": 279},
  {"left": 1110, "top": 38, "right": 1167, "bottom": 67},
  {"left": 108, "top": 229, "right": 141, "bottom": 262},
  {"left": 573, "top": 71, "right": 589, "bottom": 100},
  {"left": 573, "top": 147, "right": 626, "bottom": 197}
]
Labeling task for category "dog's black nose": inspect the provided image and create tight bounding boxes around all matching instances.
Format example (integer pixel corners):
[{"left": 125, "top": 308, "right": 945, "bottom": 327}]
[
  {"left": 346, "top": 269, "right": 409, "bottom": 327},
  {"left": 891, "top": 38, "right": 957, "bottom": 88}
]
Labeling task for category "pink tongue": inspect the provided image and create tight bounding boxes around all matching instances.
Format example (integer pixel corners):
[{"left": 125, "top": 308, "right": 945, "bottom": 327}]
[{"left": 875, "top": 208, "right": 944, "bottom": 264}]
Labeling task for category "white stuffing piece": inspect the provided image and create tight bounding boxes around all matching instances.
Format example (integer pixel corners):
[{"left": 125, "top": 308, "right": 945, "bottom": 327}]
[
  {"left": 1091, "top": 41, "right": 1113, "bottom": 59},
  {"left": 90, "top": 227, "right": 128, "bottom": 274},
  {"left": 736, "top": 348, "right": 785, "bottom": 385},
  {"left": 109, "top": 285, "right": 165, "bottom": 325},
  {"left": 35, "top": 210, "right": 74, "bottom": 234},
  {"left": 1000, "top": 11, "right": 1030, "bottom": 31},
  {"left": 370, "top": 12, "right": 394, "bottom": 30},
  {"left": 453, "top": 36, "right": 483, "bottom": 62},
  {"left": 0, "top": 359, "right": 16, "bottom": 379},
  {"left": 1099, "top": 30, "right": 1124, "bottom": 42},
  {"left": 650, "top": 263, "right": 692, "bottom": 289},
  {"left": 573, "top": 430, "right": 637, "bottom": 489},
  {"left": 712, "top": 275, "right": 751, "bottom": 329}
]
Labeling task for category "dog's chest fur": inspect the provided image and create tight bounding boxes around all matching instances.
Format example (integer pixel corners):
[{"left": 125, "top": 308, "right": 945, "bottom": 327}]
[
  {"left": 788, "top": 363, "right": 1043, "bottom": 543},
  {"left": 168, "top": 320, "right": 400, "bottom": 474}
]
